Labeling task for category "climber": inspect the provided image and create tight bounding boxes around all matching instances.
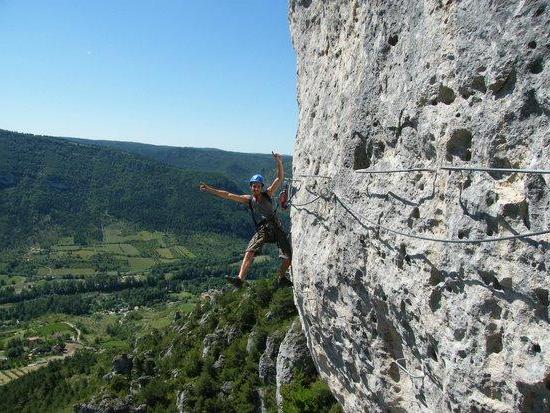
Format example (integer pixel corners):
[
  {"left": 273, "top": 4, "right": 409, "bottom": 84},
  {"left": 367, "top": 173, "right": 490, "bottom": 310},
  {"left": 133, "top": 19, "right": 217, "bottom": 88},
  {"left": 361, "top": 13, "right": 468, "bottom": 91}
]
[{"left": 199, "top": 152, "right": 292, "bottom": 288}]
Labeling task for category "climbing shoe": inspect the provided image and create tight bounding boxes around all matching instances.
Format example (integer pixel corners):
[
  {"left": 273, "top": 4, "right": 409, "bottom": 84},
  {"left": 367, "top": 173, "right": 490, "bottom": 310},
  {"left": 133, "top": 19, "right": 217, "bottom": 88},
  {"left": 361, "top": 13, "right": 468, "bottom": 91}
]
[{"left": 225, "top": 276, "right": 244, "bottom": 288}]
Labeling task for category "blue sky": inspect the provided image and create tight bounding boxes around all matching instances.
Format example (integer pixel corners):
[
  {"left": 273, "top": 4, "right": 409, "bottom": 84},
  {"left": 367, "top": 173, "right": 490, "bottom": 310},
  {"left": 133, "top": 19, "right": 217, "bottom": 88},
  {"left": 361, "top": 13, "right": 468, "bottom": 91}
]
[{"left": 0, "top": 1, "right": 297, "bottom": 154}]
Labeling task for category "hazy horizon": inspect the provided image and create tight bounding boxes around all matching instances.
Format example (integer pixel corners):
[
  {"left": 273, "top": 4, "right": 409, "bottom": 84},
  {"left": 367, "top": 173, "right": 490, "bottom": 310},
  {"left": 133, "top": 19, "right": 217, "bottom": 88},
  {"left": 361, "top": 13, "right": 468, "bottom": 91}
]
[{"left": 2, "top": 127, "right": 293, "bottom": 157}]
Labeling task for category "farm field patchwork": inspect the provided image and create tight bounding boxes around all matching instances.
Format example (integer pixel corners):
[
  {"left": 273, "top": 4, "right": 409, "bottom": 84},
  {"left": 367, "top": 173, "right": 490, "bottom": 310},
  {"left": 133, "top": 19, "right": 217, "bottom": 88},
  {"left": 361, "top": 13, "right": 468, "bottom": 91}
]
[
  {"left": 0, "top": 293, "right": 196, "bottom": 386},
  {"left": 10, "top": 223, "right": 208, "bottom": 280}
]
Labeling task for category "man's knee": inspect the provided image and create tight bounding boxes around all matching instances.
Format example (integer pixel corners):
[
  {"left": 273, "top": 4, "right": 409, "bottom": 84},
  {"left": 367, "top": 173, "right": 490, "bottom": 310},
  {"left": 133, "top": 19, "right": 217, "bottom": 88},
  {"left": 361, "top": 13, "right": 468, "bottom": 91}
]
[{"left": 245, "top": 250, "right": 255, "bottom": 260}]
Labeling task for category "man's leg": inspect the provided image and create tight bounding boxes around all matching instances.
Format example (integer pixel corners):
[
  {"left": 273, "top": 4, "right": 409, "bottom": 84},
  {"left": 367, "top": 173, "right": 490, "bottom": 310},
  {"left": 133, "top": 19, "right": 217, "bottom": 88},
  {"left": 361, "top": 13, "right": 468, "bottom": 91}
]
[
  {"left": 276, "top": 227, "right": 292, "bottom": 280},
  {"left": 238, "top": 251, "right": 255, "bottom": 281},
  {"left": 234, "top": 226, "right": 265, "bottom": 283}
]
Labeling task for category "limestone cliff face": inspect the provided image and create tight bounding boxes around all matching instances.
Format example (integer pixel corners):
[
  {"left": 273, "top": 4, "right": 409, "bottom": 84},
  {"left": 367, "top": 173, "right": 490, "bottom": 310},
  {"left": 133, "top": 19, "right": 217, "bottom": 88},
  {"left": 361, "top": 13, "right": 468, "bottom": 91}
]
[{"left": 289, "top": 1, "right": 550, "bottom": 411}]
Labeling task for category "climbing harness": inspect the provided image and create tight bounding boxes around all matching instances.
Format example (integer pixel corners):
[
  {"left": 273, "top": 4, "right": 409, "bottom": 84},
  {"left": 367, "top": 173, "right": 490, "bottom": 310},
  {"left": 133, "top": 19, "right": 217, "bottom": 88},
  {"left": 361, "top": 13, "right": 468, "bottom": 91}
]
[{"left": 247, "top": 191, "right": 275, "bottom": 229}]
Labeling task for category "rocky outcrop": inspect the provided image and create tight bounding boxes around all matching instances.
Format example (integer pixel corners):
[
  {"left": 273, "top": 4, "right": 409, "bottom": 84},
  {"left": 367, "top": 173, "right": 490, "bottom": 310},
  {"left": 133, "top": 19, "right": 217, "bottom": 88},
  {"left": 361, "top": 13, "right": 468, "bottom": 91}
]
[
  {"left": 202, "top": 326, "right": 241, "bottom": 358},
  {"left": 275, "top": 320, "right": 316, "bottom": 410},
  {"left": 74, "top": 395, "right": 145, "bottom": 413},
  {"left": 258, "top": 332, "right": 284, "bottom": 384},
  {"left": 202, "top": 327, "right": 224, "bottom": 358},
  {"left": 289, "top": 0, "right": 549, "bottom": 412},
  {"left": 254, "top": 387, "right": 269, "bottom": 413},
  {"left": 112, "top": 354, "right": 133, "bottom": 375},
  {"left": 247, "top": 328, "right": 268, "bottom": 355},
  {"left": 176, "top": 384, "right": 192, "bottom": 413},
  {"left": 213, "top": 354, "right": 226, "bottom": 371}
]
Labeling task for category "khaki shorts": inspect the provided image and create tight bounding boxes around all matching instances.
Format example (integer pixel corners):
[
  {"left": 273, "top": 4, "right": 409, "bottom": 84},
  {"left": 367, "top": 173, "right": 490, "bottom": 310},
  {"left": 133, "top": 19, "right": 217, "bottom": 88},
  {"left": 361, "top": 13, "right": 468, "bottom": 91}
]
[{"left": 246, "top": 219, "right": 292, "bottom": 260}]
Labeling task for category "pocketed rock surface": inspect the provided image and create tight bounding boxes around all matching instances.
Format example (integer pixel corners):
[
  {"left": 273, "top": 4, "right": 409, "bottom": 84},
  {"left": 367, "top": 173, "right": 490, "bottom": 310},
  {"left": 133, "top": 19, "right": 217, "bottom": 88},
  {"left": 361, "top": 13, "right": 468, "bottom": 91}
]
[{"left": 289, "top": 0, "right": 550, "bottom": 411}]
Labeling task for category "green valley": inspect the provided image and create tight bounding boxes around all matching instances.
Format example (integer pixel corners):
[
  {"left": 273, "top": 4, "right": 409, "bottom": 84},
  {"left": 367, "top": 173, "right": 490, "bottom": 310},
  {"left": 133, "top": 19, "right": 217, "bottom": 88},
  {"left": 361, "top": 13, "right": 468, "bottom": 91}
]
[{"left": 0, "top": 129, "right": 338, "bottom": 413}]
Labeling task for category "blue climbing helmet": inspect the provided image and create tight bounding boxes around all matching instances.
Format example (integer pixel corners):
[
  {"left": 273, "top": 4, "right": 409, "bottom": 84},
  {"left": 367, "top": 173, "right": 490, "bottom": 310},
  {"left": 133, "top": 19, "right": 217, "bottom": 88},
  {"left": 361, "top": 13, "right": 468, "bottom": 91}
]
[{"left": 249, "top": 174, "right": 265, "bottom": 187}]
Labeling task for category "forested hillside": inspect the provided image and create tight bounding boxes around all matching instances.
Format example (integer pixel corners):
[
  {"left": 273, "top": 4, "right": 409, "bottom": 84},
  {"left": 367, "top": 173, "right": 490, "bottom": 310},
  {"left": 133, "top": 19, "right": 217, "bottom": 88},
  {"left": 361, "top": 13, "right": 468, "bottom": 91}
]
[
  {"left": 0, "top": 130, "right": 257, "bottom": 250},
  {"left": 62, "top": 136, "right": 292, "bottom": 189}
]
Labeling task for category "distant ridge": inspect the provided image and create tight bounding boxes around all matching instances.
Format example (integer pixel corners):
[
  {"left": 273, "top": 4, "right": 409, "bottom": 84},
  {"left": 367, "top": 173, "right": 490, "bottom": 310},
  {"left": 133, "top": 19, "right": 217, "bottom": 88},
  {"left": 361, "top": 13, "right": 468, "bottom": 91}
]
[{"left": 61, "top": 135, "right": 292, "bottom": 188}]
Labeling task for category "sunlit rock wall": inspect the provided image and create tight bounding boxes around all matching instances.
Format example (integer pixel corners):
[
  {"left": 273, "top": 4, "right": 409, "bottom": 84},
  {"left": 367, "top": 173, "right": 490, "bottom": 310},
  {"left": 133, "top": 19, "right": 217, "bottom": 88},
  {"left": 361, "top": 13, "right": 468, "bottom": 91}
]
[{"left": 289, "top": 0, "right": 550, "bottom": 411}]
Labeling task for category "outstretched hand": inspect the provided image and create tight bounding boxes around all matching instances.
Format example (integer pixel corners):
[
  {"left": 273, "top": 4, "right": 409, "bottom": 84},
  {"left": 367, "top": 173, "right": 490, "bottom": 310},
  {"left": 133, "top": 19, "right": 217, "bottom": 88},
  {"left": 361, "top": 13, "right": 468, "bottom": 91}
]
[
  {"left": 272, "top": 151, "right": 283, "bottom": 162},
  {"left": 199, "top": 183, "right": 209, "bottom": 192}
]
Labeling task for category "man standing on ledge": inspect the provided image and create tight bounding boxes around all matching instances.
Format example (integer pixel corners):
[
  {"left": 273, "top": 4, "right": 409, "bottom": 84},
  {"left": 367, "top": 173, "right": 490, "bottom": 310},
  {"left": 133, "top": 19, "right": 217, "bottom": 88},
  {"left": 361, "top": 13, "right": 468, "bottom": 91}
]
[{"left": 199, "top": 152, "right": 292, "bottom": 288}]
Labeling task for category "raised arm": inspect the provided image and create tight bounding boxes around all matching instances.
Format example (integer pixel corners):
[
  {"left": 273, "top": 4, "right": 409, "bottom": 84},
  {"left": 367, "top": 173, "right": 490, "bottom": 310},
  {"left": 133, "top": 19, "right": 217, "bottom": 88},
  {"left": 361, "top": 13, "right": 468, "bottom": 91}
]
[
  {"left": 266, "top": 152, "right": 284, "bottom": 198},
  {"left": 200, "top": 183, "right": 249, "bottom": 205}
]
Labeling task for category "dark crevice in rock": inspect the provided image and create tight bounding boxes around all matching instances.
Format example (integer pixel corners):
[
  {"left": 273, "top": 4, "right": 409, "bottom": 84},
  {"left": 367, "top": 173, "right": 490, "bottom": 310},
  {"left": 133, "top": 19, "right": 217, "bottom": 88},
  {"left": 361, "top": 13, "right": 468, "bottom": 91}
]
[
  {"left": 490, "top": 68, "right": 517, "bottom": 99},
  {"left": 325, "top": 286, "right": 340, "bottom": 303},
  {"left": 471, "top": 75, "right": 487, "bottom": 93},
  {"left": 396, "top": 244, "right": 407, "bottom": 269},
  {"left": 438, "top": 85, "right": 456, "bottom": 105},
  {"left": 528, "top": 57, "right": 543, "bottom": 74},
  {"left": 500, "top": 200, "right": 530, "bottom": 229},
  {"left": 374, "top": 299, "right": 404, "bottom": 383},
  {"left": 429, "top": 268, "right": 442, "bottom": 286},
  {"left": 479, "top": 270, "right": 503, "bottom": 290},
  {"left": 534, "top": 288, "right": 549, "bottom": 307},
  {"left": 407, "top": 207, "right": 420, "bottom": 228},
  {"left": 427, "top": 339, "right": 439, "bottom": 362},
  {"left": 499, "top": 277, "right": 513, "bottom": 289},
  {"left": 388, "top": 34, "right": 399, "bottom": 46},
  {"left": 520, "top": 89, "right": 547, "bottom": 119},
  {"left": 459, "top": 75, "right": 487, "bottom": 99},
  {"left": 429, "top": 289, "right": 442, "bottom": 312},
  {"left": 534, "top": 4, "right": 546, "bottom": 17},
  {"left": 485, "top": 215, "right": 499, "bottom": 236},
  {"left": 486, "top": 330, "right": 503, "bottom": 354},
  {"left": 534, "top": 288, "right": 549, "bottom": 319},
  {"left": 479, "top": 299, "right": 502, "bottom": 319},
  {"left": 517, "top": 376, "right": 550, "bottom": 412},
  {"left": 487, "top": 157, "right": 513, "bottom": 179},
  {"left": 297, "top": 0, "right": 312, "bottom": 9},
  {"left": 526, "top": 174, "right": 547, "bottom": 203},
  {"left": 388, "top": 362, "right": 401, "bottom": 382},
  {"left": 446, "top": 129, "right": 473, "bottom": 161},
  {"left": 454, "top": 329, "right": 466, "bottom": 341},
  {"left": 352, "top": 131, "right": 386, "bottom": 170},
  {"left": 353, "top": 132, "right": 370, "bottom": 170},
  {"left": 479, "top": 375, "right": 505, "bottom": 401},
  {"left": 457, "top": 229, "right": 470, "bottom": 239},
  {"left": 486, "top": 191, "right": 498, "bottom": 206}
]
